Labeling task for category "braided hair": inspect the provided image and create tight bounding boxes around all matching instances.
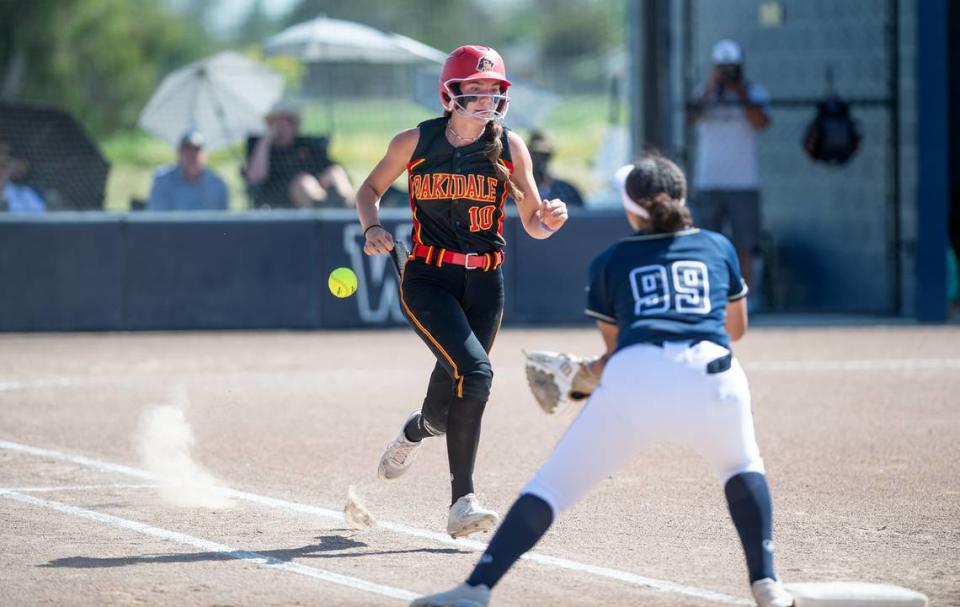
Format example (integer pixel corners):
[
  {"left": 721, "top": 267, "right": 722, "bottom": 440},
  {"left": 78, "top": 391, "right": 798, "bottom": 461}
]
[{"left": 481, "top": 120, "right": 522, "bottom": 201}]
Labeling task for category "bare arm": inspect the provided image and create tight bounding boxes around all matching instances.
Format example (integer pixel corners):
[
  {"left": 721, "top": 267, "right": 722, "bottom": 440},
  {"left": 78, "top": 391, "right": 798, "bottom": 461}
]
[
  {"left": 728, "top": 81, "right": 771, "bottom": 130},
  {"left": 507, "top": 131, "right": 568, "bottom": 239},
  {"left": 584, "top": 320, "right": 619, "bottom": 377},
  {"left": 688, "top": 70, "right": 770, "bottom": 130},
  {"left": 725, "top": 297, "right": 748, "bottom": 342},
  {"left": 687, "top": 69, "right": 721, "bottom": 125},
  {"left": 357, "top": 128, "right": 419, "bottom": 255},
  {"left": 743, "top": 103, "right": 771, "bottom": 130}
]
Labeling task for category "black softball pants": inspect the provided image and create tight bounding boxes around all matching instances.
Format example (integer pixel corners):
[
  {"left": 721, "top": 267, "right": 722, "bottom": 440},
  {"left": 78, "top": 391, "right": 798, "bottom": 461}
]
[{"left": 399, "top": 259, "right": 504, "bottom": 433}]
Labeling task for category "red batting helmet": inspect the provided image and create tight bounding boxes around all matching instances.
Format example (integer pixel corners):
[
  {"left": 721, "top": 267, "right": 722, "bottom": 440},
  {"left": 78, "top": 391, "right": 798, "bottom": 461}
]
[{"left": 439, "top": 45, "right": 511, "bottom": 116}]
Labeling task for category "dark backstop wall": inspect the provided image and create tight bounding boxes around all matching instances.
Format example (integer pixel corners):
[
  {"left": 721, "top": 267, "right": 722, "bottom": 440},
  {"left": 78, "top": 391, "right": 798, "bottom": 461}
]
[{"left": 0, "top": 210, "right": 633, "bottom": 332}]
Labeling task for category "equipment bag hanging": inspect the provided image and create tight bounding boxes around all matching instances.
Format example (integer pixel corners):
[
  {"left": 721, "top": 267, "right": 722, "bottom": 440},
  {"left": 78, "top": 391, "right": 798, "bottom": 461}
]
[{"left": 802, "top": 66, "right": 862, "bottom": 166}]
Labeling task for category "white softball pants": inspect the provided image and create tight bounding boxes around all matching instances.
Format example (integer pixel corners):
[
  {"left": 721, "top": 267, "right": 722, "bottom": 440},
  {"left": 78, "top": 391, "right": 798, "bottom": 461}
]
[{"left": 523, "top": 340, "right": 764, "bottom": 516}]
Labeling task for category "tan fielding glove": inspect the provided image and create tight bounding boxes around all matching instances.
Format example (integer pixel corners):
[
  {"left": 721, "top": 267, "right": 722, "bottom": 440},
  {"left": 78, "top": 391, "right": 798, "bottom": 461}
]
[{"left": 524, "top": 351, "right": 602, "bottom": 414}]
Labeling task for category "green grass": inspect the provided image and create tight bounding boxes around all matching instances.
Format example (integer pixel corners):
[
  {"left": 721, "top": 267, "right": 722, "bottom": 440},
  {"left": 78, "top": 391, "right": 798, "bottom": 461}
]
[
  {"left": 101, "top": 95, "right": 615, "bottom": 211},
  {"left": 540, "top": 95, "right": 619, "bottom": 195}
]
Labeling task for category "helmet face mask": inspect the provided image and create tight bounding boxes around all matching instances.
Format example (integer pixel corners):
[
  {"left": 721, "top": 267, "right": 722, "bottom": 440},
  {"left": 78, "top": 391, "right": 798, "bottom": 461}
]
[
  {"left": 445, "top": 89, "right": 510, "bottom": 122},
  {"left": 440, "top": 45, "right": 511, "bottom": 122}
]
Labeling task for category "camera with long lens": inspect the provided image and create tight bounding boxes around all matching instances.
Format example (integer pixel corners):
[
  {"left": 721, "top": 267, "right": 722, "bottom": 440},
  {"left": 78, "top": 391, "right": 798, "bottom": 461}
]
[{"left": 718, "top": 63, "right": 742, "bottom": 82}]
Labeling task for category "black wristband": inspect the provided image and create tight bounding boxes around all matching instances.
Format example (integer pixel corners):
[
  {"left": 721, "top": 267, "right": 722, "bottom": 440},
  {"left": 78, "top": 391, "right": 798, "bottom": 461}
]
[{"left": 363, "top": 224, "right": 383, "bottom": 237}]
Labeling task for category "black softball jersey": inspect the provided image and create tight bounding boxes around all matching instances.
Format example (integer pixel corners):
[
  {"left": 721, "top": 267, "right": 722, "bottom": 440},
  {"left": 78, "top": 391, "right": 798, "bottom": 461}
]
[{"left": 405, "top": 116, "right": 513, "bottom": 255}]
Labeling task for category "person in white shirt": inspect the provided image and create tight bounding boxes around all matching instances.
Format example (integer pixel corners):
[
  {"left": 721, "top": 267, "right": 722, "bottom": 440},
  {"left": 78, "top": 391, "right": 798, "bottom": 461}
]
[{"left": 688, "top": 39, "right": 771, "bottom": 287}]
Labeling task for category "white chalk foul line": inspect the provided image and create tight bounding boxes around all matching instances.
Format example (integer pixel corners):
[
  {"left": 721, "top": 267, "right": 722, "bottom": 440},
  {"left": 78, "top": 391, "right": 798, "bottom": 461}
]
[
  {"left": 744, "top": 358, "right": 960, "bottom": 371},
  {"left": 368, "top": 520, "right": 749, "bottom": 604},
  {"left": 0, "top": 484, "right": 159, "bottom": 493},
  {"left": 3, "top": 358, "right": 958, "bottom": 393},
  {"left": 0, "top": 439, "right": 750, "bottom": 605},
  {"left": 0, "top": 377, "right": 93, "bottom": 392},
  {"left": 0, "top": 489, "right": 417, "bottom": 602}
]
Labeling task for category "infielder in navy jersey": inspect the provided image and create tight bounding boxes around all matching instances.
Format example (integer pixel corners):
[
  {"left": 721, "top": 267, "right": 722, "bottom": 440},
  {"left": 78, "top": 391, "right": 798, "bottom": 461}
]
[
  {"left": 356, "top": 45, "right": 569, "bottom": 539},
  {"left": 412, "top": 154, "right": 794, "bottom": 607}
]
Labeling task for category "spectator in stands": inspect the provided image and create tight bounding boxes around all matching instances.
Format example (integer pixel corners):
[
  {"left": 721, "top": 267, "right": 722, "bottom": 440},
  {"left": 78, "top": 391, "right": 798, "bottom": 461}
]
[
  {"left": 147, "top": 130, "right": 228, "bottom": 211},
  {"left": 687, "top": 39, "right": 771, "bottom": 288},
  {"left": 527, "top": 131, "right": 584, "bottom": 207},
  {"left": 0, "top": 142, "right": 45, "bottom": 213},
  {"left": 246, "top": 101, "right": 355, "bottom": 210}
]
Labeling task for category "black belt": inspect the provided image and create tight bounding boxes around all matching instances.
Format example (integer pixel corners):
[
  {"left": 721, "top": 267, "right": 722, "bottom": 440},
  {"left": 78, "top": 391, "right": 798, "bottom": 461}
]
[{"left": 706, "top": 353, "right": 733, "bottom": 375}]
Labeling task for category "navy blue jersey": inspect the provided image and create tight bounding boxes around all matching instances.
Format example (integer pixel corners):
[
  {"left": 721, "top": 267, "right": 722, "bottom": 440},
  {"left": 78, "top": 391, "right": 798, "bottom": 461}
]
[{"left": 585, "top": 228, "right": 747, "bottom": 350}]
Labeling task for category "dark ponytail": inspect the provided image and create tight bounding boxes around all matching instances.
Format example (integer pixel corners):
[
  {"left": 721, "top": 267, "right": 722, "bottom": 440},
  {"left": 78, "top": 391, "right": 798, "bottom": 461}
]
[
  {"left": 482, "top": 120, "right": 522, "bottom": 201},
  {"left": 625, "top": 153, "right": 691, "bottom": 233}
]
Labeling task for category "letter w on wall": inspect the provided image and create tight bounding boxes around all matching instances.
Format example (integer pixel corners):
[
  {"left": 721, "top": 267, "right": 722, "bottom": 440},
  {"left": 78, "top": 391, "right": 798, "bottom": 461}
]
[{"left": 343, "top": 223, "right": 413, "bottom": 324}]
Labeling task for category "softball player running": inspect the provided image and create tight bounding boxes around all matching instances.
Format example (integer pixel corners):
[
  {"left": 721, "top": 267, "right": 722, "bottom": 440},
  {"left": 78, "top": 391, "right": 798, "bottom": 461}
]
[
  {"left": 412, "top": 154, "right": 793, "bottom": 607},
  {"left": 356, "top": 45, "right": 568, "bottom": 538}
]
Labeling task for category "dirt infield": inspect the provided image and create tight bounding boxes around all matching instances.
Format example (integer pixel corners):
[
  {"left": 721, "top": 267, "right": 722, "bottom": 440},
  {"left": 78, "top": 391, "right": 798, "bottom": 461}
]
[{"left": 1, "top": 326, "right": 958, "bottom": 606}]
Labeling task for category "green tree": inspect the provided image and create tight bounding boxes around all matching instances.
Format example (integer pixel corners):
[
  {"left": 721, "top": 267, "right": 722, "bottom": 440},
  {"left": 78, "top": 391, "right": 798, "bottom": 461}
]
[
  {"left": 234, "top": 0, "right": 280, "bottom": 46},
  {"left": 536, "top": 0, "right": 620, "bottom": 61},
  {"left": 0, "top": 0, "right": 211, "bottom": 136}
]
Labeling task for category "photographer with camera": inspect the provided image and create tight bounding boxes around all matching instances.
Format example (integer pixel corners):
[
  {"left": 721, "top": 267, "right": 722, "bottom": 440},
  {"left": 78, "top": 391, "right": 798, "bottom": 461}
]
[{"left": 688, "top": 39, "right": 771, "bottom": 291}]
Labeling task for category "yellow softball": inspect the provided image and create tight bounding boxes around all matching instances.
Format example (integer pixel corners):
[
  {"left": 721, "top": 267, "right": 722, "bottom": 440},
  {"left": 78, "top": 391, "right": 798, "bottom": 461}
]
[{"left": 328, "top": 267, "right": 358, "bottom": 298}]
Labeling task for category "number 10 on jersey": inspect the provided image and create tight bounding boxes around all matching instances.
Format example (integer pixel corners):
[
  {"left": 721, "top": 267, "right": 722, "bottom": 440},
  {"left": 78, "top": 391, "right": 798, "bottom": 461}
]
[{"left": 468, "top": 205, "right": 496, "bottom": 232}]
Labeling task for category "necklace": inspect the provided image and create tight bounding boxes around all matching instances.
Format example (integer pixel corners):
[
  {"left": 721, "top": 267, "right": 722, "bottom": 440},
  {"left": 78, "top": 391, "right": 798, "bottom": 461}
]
[{"left": 446, "top": 124, "right": 482, "bottom": 145}]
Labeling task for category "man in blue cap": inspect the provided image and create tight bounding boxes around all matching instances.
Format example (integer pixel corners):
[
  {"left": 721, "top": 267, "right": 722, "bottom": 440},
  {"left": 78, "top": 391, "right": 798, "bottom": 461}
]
[{"left": 147, "top": 129, "right": 229, "bottom": 211}]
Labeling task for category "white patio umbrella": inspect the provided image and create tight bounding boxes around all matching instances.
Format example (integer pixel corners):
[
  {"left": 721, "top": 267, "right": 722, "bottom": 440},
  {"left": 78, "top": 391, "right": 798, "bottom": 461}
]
[
  {"left": 263, "top": 17, "right": 446, "bottom": 129},
  {"left": 138, "top": 51, "right": 285, "bottom": 152},
  {"left": 263, "top": 16, "right": 446, "bottom": 64}
]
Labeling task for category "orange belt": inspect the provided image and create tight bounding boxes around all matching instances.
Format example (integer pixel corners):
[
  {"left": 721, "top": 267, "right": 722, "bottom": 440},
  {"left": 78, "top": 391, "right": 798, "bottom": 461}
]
[{"left": 411, "top": 244, "right": 503, "bottom": 271}]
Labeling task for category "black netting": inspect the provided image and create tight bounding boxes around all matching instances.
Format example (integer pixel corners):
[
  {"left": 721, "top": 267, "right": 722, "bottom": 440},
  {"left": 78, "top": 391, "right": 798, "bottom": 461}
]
[{"left": 0, "top": 101, "right": 110, "bottom": 210}]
